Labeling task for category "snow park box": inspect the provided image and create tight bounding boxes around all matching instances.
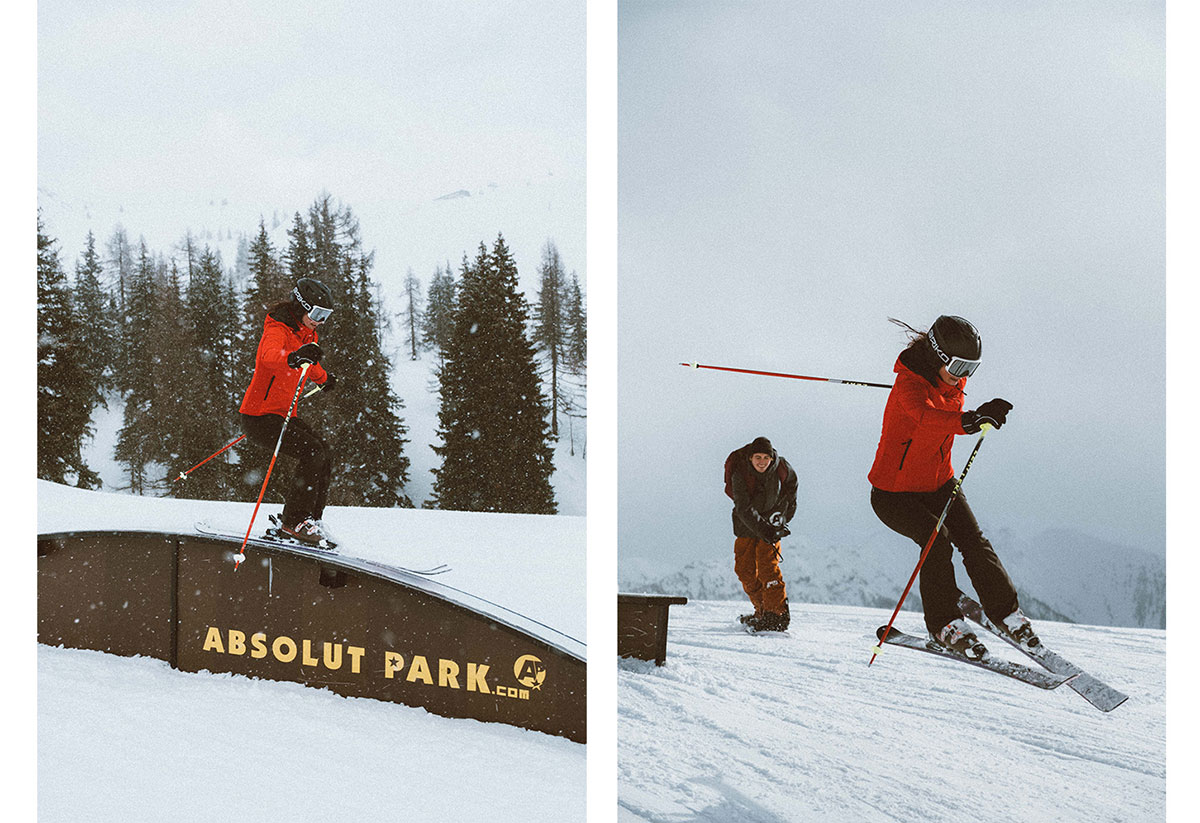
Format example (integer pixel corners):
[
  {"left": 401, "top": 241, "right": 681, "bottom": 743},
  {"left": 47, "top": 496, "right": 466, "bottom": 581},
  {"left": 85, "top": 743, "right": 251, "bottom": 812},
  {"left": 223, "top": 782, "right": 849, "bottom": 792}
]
[
  {"left": 617, "top": 593, "right": 688, "bottom": 665},
  {"left": 37, "top": 530, "right": 586, "bottom": 743}
]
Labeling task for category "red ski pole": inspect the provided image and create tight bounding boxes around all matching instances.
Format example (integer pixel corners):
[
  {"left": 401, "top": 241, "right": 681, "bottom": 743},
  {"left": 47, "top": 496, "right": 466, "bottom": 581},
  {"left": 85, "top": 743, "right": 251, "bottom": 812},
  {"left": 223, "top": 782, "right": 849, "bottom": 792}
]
[
  {"left": 173, "top": 384, "right": 325, "bottom": 485},
  {"left": 681, "top": 361, "right": 892, "bottom": 389},
  {"left": 234, "top": 363, "right": 311, "bottom": 570},
  {"left": 869, "top": 423, "right": 992, "bottom": 665},
  {"left": 174, "top": 435, "right": 246, "bottom": 483}
]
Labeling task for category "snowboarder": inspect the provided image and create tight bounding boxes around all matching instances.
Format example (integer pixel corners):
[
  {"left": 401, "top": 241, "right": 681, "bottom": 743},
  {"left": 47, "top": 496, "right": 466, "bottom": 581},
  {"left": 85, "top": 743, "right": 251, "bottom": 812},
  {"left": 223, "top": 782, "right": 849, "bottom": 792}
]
[
  {"left": 728, "top": 436, "right": 798, "bottom": 632},
  {"left": 868, "top": 315, "right": 1037, "bottom": 659},
  {"left": 239, "top": 277, "right": 337, "bottom": 545}
]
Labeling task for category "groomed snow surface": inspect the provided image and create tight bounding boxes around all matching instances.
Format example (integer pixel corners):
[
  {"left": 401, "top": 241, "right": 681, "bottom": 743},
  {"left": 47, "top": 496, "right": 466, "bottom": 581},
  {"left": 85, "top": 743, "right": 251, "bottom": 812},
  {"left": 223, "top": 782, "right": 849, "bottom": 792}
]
[
  {"left": 39, "top": 645, "right": 584, "bottom": 822},
  {"left": 618, "top": 601, "right": 1164, "bottom": 823}
]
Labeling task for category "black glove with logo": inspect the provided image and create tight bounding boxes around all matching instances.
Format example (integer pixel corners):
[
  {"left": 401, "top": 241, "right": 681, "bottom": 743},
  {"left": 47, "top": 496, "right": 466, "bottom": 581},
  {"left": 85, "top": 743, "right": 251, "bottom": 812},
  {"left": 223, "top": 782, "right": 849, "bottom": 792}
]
[
  {"left": 962, "top": 398, "right": 1013, "bottom": 433},
  {"left": 287, "top": 342, "right": 324, "bottom": 369},
  {"left": 766, "top": 512, "right": 791, "bottom": 542}
]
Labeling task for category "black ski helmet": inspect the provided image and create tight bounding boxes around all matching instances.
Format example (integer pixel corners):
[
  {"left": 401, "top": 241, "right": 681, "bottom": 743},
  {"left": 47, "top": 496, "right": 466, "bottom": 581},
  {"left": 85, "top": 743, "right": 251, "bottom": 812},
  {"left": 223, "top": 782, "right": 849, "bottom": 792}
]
[
  {"left": 292, "top": 277, "right": 334, "bottom": 323},
  {"left": 927, "top": 315, "right": 982, "bottom": 377}
]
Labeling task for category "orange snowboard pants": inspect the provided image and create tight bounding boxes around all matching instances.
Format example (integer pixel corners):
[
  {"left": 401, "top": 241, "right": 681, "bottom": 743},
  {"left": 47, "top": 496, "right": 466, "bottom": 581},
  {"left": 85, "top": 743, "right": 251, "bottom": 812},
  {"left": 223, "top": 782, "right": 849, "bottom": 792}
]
[{"left": 734, "top": 536, "right": 788, "bottom": 615}]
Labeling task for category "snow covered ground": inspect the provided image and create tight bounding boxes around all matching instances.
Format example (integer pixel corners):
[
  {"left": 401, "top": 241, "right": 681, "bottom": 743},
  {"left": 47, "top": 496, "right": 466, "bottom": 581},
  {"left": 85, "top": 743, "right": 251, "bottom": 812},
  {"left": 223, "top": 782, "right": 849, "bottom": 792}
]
[
  {"left": 618, "top": 601, "right": 1164, "bottom": 822},
  {"left": 36, "top": 480, "right": 585, "bottom": 821},
  {"left": 39, "top": 645, "right": 584, "bottom": 822}
]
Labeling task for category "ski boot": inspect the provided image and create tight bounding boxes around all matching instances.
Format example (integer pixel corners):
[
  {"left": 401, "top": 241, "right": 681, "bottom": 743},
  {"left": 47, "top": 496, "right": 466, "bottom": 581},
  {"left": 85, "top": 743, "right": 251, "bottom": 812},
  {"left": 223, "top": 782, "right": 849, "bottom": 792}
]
[
  {"left": 934, "top": 619, "right": 988, "bottom": 660},
  {"left": 1000, "top": 608, "right": 1041, "bottom": 650},
  {"left": 738, "top": 611, "right": 762, "bottom": 626},
  {"left": 270, "top": 515, "right": 332, "bottom": 549}
]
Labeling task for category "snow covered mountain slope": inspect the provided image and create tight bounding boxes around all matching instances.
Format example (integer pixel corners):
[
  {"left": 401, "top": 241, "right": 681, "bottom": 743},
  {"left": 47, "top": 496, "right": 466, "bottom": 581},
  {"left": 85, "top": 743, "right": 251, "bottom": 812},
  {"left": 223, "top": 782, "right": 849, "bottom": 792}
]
[
  {"left": 619, "top": 526, "right": 1165, "bottom": 630},
  {"left": 618, "top": 601, "right": 1163, "bottom": 822}
]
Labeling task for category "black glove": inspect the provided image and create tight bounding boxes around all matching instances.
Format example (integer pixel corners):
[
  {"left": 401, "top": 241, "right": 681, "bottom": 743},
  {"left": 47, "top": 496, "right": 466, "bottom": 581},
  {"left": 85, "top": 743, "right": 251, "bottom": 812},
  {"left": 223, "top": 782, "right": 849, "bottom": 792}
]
[
  {"left": 287, "top": 342, "right": 324, "bottom": 369},
  {"left": 319, "top": 373, "right": 336, "bottom": 394},
  {"left": 962, "top": 398, "right": 1013, "bottom": 433},
  {"left": 773, "top": 523, "right": 791, "bottom": 541}
]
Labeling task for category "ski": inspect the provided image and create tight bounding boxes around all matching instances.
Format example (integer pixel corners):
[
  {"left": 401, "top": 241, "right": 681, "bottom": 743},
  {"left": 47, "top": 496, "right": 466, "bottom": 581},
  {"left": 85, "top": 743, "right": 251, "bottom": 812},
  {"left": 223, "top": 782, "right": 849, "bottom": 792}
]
[
  {"left": 874, "top": 626, "right": 1075, "bottom": 690},
  {"left": 193, "top": 521, "right": 452, "bottom": 576},
  {"left": 957, "top": 594, "right": 1128, "bottom": 712}
]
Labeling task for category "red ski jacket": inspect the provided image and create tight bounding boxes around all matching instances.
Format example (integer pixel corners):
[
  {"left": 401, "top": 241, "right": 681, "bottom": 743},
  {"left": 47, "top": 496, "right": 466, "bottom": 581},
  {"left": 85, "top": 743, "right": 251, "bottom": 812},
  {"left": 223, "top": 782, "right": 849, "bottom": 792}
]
[
  {"left": 868, "top": 355, "right": 968, "bottom": 493},
  {"left": 239, "top": 314, "right": 328, "bottom": 418}
]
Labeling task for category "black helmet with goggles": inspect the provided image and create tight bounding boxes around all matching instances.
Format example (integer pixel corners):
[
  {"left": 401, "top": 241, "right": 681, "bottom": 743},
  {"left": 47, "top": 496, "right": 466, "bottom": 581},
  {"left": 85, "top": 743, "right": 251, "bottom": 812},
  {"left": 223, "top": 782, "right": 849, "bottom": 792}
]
[
  {"left": 928, "top": 315, "right": 982, "bottom": 378},
  {"left": 293, "top": 278, "right": 334, "bottom": 324}
]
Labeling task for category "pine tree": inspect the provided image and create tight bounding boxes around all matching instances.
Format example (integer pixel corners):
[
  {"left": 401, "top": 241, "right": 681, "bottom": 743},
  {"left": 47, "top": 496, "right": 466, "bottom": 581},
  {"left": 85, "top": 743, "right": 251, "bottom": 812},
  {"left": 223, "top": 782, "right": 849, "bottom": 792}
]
[
  {"left": 422, "top": 261, "right": 458, "bottom": 364},
  {"left": 532, "top": 240, "right": 567, "bottom": 436},
  {"left": 38, "top": 216, "right": 101, "bottom": 488},
  {"left": 106, "top": 226, "right": 134, "bottom": 390},
  {"left": 232, "top": 234, "right": 250, "bottom": 290},
  {"left": 176, "top": 246, "right": 241, "bottom": 498},
  {"left": 560, "top": 271, "right": 588, "bottom": 456},
  {"left": 237, "top": 221, "right": 290, "bottom": 382},
  {"left": 73, "top": 231, "right": 115, "bottom": 399},
  {"left": 287, "top": 197, "right": 413, "bottom": 508},
  {"left": 564, "top": 272, "right": 587, "bottom": 374},
  {"left": 431, "top": 235, "right": 556, "bottom": 513},
  {"left": 400, "top": 268, "right": 422, "bottom": 360},
  {"left": 308, "top": 194, "right": 342, "bottom": 286},
  {"left": 327, "top": 250, "right": 413, "bottom": 506},
  {"left": 151, "top": 258, "right": 197, "bottom": 486},
  {"left": 113, "top": 240, "right": 160, "bottom": 494},
  {"left": 285, "top": 211, "right": 314, "bottom": 283}
]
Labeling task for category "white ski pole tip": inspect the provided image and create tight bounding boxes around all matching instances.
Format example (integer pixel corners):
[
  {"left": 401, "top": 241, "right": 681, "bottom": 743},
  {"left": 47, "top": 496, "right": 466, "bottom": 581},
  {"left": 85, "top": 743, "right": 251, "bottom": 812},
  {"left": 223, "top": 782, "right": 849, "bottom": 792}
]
[{"left": 233, "top": 552, "right": 246, "bottom": 565}]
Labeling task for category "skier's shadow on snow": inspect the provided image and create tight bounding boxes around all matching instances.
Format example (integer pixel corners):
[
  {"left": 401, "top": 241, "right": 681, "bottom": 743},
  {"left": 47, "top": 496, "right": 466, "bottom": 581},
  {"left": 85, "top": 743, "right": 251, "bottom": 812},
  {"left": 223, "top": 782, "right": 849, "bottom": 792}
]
[{"left": 684, "top": 777, "right": 795, "bottom": 823}]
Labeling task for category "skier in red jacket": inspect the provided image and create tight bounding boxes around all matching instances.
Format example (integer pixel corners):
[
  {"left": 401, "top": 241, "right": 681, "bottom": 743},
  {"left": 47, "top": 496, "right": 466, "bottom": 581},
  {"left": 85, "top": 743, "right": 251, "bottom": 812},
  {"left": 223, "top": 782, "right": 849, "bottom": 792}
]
[
  {"left": 239, "top": 277, "right": 335, "bottom": 545},
  {"left": 869, "top": 315, "right": 1037, "bottom": 659}
]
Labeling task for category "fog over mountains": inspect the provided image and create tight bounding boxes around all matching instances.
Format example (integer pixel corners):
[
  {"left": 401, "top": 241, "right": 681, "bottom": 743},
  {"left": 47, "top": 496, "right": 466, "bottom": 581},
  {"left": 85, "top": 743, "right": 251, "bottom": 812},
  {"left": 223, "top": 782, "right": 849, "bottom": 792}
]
[{"left": 620, "top": 526, "right": 1165, "bottom": 630}]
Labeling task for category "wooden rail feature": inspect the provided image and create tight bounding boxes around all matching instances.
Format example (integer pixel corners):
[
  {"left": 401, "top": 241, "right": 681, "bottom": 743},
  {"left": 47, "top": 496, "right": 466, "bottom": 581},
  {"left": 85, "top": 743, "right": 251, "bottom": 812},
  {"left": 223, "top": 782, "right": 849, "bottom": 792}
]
[
  {"left": 38, "top": 530, "right": 586, "bottom": 743},
  {"left": 617, "top": 593, "right": 688, "bottom": 666}
]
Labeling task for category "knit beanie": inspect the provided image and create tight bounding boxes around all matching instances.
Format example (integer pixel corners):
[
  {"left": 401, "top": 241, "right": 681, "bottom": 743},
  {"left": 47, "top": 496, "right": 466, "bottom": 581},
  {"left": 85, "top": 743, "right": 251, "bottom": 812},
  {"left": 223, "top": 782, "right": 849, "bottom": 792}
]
[{"left": 749, "top": 437, "right": 773, "bottom": 456}]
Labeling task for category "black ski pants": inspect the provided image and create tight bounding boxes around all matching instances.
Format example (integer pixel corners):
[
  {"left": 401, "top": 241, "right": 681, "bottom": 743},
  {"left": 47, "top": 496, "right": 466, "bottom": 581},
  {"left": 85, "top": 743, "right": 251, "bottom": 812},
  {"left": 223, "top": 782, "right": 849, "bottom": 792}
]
[
  {"left": 870, "top": 481, "right": 1019, "bottom": 636},
  {"left": 241, "top": 413, "right": 331, "bottom": 525}
]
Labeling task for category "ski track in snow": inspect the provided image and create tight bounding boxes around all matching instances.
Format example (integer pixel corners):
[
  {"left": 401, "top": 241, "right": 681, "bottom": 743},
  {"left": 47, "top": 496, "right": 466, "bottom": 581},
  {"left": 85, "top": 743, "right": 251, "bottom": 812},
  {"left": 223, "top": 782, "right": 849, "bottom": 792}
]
[{"left": 618, "top": 601, "right": 1164, "bottom": 823}]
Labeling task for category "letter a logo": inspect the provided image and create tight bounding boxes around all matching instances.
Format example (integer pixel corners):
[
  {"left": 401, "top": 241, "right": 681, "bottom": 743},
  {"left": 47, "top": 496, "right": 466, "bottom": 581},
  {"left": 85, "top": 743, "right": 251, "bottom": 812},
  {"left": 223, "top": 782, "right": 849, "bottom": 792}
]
[{"left": 514, "top": 654, "right": 546, "bottom": 690}]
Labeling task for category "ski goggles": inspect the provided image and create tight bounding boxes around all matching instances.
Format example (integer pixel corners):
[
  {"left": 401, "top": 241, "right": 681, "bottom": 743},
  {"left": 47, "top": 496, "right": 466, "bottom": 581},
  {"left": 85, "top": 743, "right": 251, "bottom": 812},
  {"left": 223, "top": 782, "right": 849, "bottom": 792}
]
[
  {"left": 293, "top": 288, "right": 334, "bottom": 323},
  {"left": 928, "top": 334, "right": 982, "bottom": 378},
  {"left": 943, "top": 356, "right": 982, "bottom": 378}
]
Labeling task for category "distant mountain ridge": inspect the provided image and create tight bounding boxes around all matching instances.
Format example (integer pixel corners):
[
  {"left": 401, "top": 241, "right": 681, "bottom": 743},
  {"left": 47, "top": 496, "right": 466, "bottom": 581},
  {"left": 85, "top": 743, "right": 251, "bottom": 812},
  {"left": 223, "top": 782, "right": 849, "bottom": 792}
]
[{"left": 619, "top": 527, "right": 1164, "bottom": 629}]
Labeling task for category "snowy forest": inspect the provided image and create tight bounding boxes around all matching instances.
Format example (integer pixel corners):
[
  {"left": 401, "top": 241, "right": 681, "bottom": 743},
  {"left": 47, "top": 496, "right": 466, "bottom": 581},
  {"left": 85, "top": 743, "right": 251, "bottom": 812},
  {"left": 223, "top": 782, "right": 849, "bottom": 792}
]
[{"left": 36, "top": 194, "right": 586, "bottom": 515}]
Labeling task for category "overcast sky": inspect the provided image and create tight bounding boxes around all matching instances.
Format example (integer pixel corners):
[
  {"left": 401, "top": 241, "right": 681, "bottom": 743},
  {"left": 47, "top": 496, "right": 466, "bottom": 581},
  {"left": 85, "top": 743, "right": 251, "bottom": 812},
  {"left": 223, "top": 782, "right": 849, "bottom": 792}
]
[
  {"left": 37, "top": 0, "right": 585, "bottom": 293},
  {"left": 618, "top": 0, "right": 1166, "bottom": 574}
]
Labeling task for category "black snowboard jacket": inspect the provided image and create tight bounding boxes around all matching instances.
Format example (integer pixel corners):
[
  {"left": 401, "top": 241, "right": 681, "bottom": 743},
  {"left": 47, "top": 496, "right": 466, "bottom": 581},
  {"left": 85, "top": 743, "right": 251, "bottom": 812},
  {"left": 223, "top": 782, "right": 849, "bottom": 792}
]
[{"left": 730, "top": 446, "right": 799, "bottom": 543}]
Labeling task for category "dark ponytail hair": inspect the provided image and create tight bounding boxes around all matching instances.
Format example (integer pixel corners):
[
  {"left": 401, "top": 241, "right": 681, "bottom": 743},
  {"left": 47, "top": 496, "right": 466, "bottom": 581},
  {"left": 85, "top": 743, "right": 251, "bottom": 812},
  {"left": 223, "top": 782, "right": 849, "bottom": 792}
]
[
  {"left": 888, "top": 317, "right": 926, "bottom": 345},
  {"left": 265, "top": 293, "right": 303, "bottom": 329},
  {"left": 888, "top": 317, "right": 942, "bottom": 384}
]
